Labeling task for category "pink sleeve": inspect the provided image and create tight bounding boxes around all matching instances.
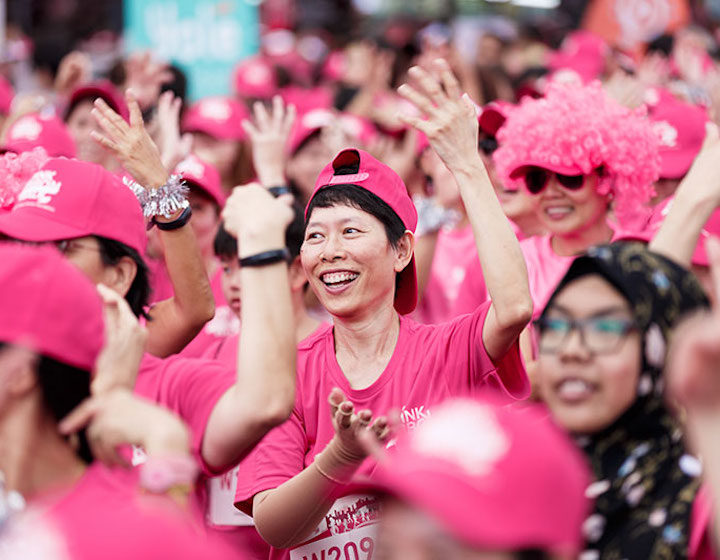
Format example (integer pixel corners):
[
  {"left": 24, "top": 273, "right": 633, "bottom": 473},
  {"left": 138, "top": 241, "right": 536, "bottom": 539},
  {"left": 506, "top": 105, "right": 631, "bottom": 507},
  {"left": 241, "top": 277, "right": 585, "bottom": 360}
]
[
  {"left": 157, "top": 357, "right": 236, "bottom": 475},
  {"left": 234, "top": 406, "right": 308, "bottom": 507},
  {"left": 451, "top": 258, "right": 488, "bottom": 317},
  {"left": 441, "top": 301, "right": 530, "bottom": 400},
  {"left": 690, "top": 484, "right": 717, "bottom": 560}
]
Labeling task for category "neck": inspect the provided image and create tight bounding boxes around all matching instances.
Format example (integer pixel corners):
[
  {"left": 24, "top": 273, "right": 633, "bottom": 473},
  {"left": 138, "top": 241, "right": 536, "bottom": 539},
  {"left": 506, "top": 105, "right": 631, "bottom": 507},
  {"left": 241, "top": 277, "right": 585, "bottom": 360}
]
[
  {"left": 512, "top": 212, "right": 547, "bottom": 238},
  {"left": 292, "top": 292, "right": 321, "bottom": 342},
  {"left": 551, "top": 217, "right": 613, "bottom": 257},
  {"left": 0, "top": 400, "right": 86, "bottom": 501}
]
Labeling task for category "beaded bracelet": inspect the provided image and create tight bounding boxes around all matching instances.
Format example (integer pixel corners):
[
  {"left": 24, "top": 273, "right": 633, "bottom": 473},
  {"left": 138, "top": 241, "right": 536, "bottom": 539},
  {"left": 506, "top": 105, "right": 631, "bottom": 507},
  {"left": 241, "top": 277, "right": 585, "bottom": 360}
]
[{"left": 124, "top": 174, "right": 189, "bottom": 220}]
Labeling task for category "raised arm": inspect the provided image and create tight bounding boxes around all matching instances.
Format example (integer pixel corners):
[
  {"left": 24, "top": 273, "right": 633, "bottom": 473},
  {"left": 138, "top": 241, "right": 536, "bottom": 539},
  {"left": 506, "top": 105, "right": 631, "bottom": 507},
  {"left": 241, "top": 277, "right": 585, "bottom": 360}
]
[
  {"left": 91, "top": 90, "right": 215, "bottom": 356},
  {"left": 199, "top": 184, "right": 297, "bottom": 471},
  {"left": 649, "top": 123, "right": 720, "bottom": 267},
  {"left": 398, "top": 60, "right": 532, "bottom": 360}
]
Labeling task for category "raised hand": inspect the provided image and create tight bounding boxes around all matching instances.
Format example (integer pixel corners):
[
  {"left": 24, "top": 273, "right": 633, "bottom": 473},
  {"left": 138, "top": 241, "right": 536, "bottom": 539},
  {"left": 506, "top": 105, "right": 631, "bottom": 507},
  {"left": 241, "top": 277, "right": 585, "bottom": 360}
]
[
  {"left": 90, "top": 88, "right": 168, "bottom": 189},
  {"left": 123, "top": 51, "right": 173, "bottom": 111},
  {"left": 91, "top": 284, "right": 148, "bottom": 396},
  {"left": 221, "top": 182, "right": 294, "bottom": 256},
  {"left": 397, "top": 59, "right": 479, "bottom": 174},
  {"left": 155, "top": 90, "right": 193, "bottom": 171},
  {"left": 242, "top": 95, "right": 296, "bottom": 187},
  {"left": 59, "top": 388, "right": 191, "bottom": 467},
  {"left": 667, "top": 237, "right": 720, "bottom": 409},
  {"left": 327, "top": 387, "right": 390, "bottom": 462},
  {"left": 54, "top": 51, "right": 92, "bottom": 98}
]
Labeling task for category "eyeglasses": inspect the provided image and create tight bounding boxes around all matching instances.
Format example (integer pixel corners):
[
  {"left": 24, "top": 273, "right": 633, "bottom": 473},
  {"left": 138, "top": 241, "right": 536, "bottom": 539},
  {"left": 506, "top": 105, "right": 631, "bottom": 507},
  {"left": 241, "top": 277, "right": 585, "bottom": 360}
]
[
  {"left": 520, "top": 166, "right": 589, "bottom": 194},
  {"left": 534, "top": 315, "right": 636, "bottom": 355},
  {"left": 478, "top": 136, "right": 498, "bottom": 156}
]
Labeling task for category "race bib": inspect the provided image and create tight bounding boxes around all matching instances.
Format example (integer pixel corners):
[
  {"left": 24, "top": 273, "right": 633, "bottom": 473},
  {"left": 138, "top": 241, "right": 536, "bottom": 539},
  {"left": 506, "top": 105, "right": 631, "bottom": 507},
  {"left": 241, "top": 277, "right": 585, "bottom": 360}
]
[
  {"left": 206, "top": 466, "right": 254, "bottom": 527},
  {"left": 289, "top": 494, "right": 380, "bottom": 560}
]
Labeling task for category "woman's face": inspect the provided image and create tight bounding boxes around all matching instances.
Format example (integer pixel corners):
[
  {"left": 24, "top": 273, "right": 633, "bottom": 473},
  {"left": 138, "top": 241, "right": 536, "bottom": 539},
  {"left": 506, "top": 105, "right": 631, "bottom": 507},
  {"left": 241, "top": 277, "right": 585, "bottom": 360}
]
[
  {"left": 220, "top": 255, "right": 242, "bottom": 317},
  {"left": 65, "top": 100, "right": 113, "bottom": 167},
  {"left": 537, "top": 274, "right": 642, "bottom": 435},
  {"left": 286, "top": 135, "right": 334, "bottom": 203},
  {"left": 529, "top": 173, "right": 608, "bottom": 237},
  {"left": 187, "top": 188, "right": 220, "bottom": 258},
  {"left": 301, "top": 204, "right": 411, "bottom": 319},
  {"left": 421, "top": 148, "right": 461, "bottom": 210},
  {"left": 191, "top": 133, "right": 241, "bottom": 181}
]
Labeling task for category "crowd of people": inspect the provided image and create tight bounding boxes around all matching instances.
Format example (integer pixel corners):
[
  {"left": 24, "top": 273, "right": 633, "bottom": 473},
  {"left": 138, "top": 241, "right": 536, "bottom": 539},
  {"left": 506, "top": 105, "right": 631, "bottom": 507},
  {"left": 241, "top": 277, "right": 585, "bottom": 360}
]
[{"left": 2, "top": 9, "right": 720, "bottom": 560}]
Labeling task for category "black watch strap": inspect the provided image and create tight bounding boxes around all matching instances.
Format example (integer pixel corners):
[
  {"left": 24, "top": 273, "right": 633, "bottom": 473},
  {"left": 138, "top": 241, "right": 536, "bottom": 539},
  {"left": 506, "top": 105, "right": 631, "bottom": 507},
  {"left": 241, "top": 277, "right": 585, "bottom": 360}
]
[
  {"left": 152, "top": 206, "right": 193, "bottom": 231},
  {"left": 239, "top": 248, "right": 290, "bottom": 267}
]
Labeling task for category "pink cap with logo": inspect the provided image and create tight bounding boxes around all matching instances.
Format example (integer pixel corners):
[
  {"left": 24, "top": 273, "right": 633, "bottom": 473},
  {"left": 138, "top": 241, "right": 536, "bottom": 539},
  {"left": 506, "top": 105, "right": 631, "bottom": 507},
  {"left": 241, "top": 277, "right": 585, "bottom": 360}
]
[
  {"left": 182, "top": 96, "right": 249, "bottom": 142},
  {"left": 3, "top": 113, "right": 76, "bottom": 158},
  {"left": 174, "top": 154, "right": 225, "bottom": 207},
  {"left": 289, "top": 109, "right": 378, "bottom": 155},
  {"left": 66, "top": 80, "right": 129, "bottom": 122},
  {"left": 0, "top": 158, "right": 146, "bottom": 254},
  {"left": 309, "top": 148, "right": 418, "bottom": 314},
  {"left": 548, "top": 30, "right": 608, "bottom": 84},
  {"left": 362, "top": 397, "right": 591, "bottom": 555},
  {"left": 646, "top": 88, "right": 709, "bottom": 179},
  {"left": 0, "top": 242, "right": 104, "bottom": 370},
  {"left": 233, "top": 55, "right": 277, "bottom": 99}
]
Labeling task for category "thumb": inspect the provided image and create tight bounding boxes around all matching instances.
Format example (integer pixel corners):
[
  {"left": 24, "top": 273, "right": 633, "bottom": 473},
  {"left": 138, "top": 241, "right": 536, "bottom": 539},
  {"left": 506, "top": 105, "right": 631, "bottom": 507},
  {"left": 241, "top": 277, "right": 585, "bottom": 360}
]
[{"left": 59, "top": 397, "right": 99, "bottom": 434}]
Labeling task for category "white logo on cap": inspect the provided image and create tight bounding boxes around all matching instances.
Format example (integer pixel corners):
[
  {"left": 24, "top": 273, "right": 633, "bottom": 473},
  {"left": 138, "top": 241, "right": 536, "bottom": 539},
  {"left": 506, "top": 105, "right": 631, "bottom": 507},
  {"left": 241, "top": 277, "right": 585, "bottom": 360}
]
[
  {"left": 199, "top": 99, "right": 232, "bottom": 121},
  {"left": 302, "top": 109, "right": 335, "bottom": 130},
  {"left": 9, "top": 116, "right": 42, "bottom": 141},
  {"left": 176, "top": 156, "right": 205, "bottom": 180},
  {"left": 652, "top": 120, "right": 678, "bottom": 148},
  {"left": 244, "top": 62, "right": 272, "bottom": 85},
  {"left": 17, "top": 170, "right": 61, "bottom": 205},
  {"left": 412, "top": 401, "right": 509, "bottom": 477}
]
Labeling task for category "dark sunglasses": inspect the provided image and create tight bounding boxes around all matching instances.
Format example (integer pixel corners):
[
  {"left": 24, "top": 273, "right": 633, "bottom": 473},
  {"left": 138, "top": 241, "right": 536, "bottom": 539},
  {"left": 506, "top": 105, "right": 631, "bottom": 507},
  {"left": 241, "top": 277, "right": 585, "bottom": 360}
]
[{"left": 521, "top": 167, "right": 586, "bottom": 194}]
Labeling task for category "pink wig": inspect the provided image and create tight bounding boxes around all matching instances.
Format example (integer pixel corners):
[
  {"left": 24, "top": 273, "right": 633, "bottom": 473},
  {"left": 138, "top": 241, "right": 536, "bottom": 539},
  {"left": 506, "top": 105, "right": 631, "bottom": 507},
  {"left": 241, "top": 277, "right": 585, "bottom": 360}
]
[
  {"left": 0, "top": 147, "right": 50, "bottom": 211},
  {"left": 493, "top": 82, "right": 660, "bottom": 224}
]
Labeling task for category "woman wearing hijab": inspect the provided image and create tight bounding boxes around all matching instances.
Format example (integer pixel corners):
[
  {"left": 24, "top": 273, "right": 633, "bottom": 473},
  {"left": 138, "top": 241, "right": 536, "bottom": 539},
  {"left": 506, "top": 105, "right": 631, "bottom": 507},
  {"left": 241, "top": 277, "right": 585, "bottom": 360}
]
[{"left": 535, "top": 241, "right": 710, "bottom": 558}]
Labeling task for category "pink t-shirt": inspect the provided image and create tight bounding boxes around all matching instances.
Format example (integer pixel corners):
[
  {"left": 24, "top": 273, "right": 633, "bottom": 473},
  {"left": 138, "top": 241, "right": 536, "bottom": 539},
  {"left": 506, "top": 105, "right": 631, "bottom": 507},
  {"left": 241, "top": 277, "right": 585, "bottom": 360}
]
[
  {"left": 520, "top": 235, "right": 576, "bottom": 320},
  {"left": 414, "top": 225, "right": 483, "bottom": 324},
  {"left": 234, "top": 302, "right": 528, "bottom": 560},
  {"left": 690, "top": 484, "right": 716, "bottom": 560},
  {"left": 22, "top": 463, "right": 239, "bottom": 560}
]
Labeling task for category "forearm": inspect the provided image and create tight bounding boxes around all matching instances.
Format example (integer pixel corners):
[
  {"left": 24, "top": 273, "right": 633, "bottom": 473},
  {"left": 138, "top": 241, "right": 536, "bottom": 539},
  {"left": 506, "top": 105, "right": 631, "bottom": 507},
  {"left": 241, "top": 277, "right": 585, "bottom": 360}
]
[
  {"left": 453, "top": 158, "right": 532, "bottom": 329},
  {"left": 414, "top": 232, "right": 439, "bottom": 302},
  {"left": 254, "top": 442, "right": 363, "bottom": 549},
  {"left": 688, "top": 412, "right": 720, "bottom": 546}
]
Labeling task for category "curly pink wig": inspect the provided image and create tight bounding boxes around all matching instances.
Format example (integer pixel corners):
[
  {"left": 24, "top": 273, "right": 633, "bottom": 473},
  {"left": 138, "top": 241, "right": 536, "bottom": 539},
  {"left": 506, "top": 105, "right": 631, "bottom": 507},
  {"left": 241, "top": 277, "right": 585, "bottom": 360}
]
[
  {"left": 0, "top": 147, "right": 50, "bottom": 211},
  {"left": 493, "top": 82, "right": 660, "bottom": 224}
]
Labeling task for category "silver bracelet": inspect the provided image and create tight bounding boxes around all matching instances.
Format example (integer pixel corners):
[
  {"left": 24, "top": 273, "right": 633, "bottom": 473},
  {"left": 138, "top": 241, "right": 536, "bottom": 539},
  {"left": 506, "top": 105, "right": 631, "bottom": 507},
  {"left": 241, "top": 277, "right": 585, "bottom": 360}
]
[
  {"left": 124, "top": 174, "right": 189, "bottom": 219},
  {"left": 413, "top": 195, "right": 461, "bottom": 237}
]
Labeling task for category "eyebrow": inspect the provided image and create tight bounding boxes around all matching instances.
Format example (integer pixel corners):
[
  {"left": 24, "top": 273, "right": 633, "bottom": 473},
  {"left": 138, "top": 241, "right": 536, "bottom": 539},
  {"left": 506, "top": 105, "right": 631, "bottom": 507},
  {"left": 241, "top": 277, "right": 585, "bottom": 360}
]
[
  {"left": 549, "top": 303, "right": 632, "bottom": 319},
  {"left": 305, "top": 217, "right": 362, "bottom": 230}
]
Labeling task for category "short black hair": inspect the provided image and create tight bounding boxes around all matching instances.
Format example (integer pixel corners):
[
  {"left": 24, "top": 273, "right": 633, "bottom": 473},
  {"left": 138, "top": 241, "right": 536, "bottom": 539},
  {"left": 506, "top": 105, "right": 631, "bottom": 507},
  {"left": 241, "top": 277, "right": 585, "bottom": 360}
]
[
  {"left": 214, "top": 200, "right": 306, "bottom": 260},
  {"left": 305, "top": 184, "right": 406, "bottom": 249},
  {"left": 0, "top": 342, "right": 93, "bottom": 464},
  {"left": 94, "top": 235, "right": 150, "bottom": 319}
]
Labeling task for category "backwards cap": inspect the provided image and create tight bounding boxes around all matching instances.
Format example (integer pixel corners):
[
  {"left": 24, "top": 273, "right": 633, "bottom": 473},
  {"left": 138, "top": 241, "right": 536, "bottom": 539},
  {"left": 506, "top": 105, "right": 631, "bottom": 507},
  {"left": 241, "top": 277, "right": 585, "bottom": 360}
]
[
  {"left": 0, "top": 158, "right": 146, "bottom": 254},
  {"left": 363, "top": 397, "right": 591, "bottom": 555},
  {"left": 0, "top": 243, "right": 104, "bottom": 370},
  {"left": 182, "top": 96, "right": 249, "bottom": 142},
  {"left": 308, "top": 148, "right": 418, "bottom": 314}
]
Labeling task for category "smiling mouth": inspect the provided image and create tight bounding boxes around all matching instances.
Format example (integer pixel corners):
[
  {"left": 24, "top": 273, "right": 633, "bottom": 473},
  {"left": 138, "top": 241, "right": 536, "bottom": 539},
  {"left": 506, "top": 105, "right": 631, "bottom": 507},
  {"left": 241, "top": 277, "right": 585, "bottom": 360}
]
[
  {"left": 555, "top": 378, "right": 596, "bottom": 402},
  {"left": 545, "top": 206, "right": 574, "bottom": 220},
  {"left": 321, "top": 271, "right": 359, "bottom": 289}
]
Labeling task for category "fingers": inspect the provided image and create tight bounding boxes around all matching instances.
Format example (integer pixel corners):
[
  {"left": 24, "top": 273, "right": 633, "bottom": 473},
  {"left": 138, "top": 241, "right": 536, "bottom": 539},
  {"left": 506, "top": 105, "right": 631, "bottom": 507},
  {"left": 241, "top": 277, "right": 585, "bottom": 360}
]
[
  {"left": 125, "top": 89, "right": 145, "bottom": 129},
  {"left": 90, "top": 130, "right": 119, "bottom": 152},
  {"left": 92, "top": 97, "right": 127, "bottom": 135},
  {"left": 254, "top": 100, "right": 271, "bottom": 130},
  {"left": 356, "top": 422, "right": 389, "bottom": 465},
  {"left": 397, "top": 83, "right": 436, "bottom": 118},
  {"left": 408, "top": 65, "right": 446, "bottom": 107},
  {"left": 435, "top": 58, "right": 462, "bottom": 100},
  {"left": 59, "top": 397, "right": 99, "bottom": 434},
  {"left": 336, "top": 401, "right": 354, "bottom": 429},
  {"left": 282, "top": 103, "right": 297, "bottom": 136}
]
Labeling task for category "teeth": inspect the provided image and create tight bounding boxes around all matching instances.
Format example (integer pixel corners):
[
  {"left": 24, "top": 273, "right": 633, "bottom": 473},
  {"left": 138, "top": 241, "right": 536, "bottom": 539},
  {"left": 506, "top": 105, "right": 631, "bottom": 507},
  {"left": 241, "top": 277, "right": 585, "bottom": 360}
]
[
  {"left": 322, "top": 272, "right": 359, "bottom": 285},
  {"left": 546, "top": 207, "right": 572, "bottom": 217},
  {"left": 558, "top": 379, "right": 592, "bottom": 399}
]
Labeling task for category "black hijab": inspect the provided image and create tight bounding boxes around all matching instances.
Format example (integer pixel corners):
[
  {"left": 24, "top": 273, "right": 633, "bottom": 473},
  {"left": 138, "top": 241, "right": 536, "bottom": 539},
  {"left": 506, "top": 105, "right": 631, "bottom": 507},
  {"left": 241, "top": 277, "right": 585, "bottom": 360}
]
[{"left": 542, "top": 242, "right": 710, "bottom": 559}]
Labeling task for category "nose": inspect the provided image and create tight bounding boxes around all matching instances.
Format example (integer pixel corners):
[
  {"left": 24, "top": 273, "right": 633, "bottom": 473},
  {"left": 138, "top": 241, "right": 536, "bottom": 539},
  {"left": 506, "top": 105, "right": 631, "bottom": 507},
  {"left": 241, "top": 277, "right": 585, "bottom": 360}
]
[
  {"left": 558, "top": 325, "right": 591, "bottom": 361},
  {"left": 321, "top": 232, "right": 346, "bottom": 262},
  {"left": 228, "top": 268, "right": 242, "bottom": 292}
]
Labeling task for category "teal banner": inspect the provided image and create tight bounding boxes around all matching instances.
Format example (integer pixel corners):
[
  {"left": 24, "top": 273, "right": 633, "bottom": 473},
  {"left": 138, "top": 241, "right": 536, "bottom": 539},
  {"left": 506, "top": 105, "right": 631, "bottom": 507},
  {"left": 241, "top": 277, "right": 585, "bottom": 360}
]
[{"left": 124, "top": 0, "right": 260, "bottom": 100}]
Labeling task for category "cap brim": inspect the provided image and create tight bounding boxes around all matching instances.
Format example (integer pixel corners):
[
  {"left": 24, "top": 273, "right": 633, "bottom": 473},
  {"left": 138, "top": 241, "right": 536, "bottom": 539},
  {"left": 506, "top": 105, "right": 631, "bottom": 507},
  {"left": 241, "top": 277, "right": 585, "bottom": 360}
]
[
  {"left": 658, "top": 149, "right": 697, "bottom": 179},
  {"left": 394, "top": 255, "right": 417, "bottom": 315},
  {"left": 0, "top": 210, "right": 90, "bottom": 243},
  {"left": 182, "top": 115, "right": 243, "bottom": 142}
]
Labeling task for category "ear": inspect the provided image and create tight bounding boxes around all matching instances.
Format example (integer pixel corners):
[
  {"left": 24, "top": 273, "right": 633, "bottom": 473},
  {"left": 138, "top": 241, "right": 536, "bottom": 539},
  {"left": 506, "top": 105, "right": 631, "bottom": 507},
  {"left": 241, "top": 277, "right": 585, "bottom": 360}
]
[
  {"left": 0, "top": 346, "right": 39, "bottom": 398},
  {"left": 289, "top": 256, "right": 308, "bottom": 292},
  {"left": 393, "top": 231, "right": 415, "bottom": 273},
  {"left": 102, "top": 256, "right": 137, "bottom": 299}
]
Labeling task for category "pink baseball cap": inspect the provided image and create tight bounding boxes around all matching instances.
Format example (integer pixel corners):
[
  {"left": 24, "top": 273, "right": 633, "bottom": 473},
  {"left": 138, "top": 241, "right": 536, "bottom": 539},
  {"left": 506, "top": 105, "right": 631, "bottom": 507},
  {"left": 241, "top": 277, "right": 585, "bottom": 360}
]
[
  {"left": 0, "top": 75, "right": 15, "bottom": 115},
  {"left": 182, "top": 96, "right": 249, "bottom": 142},
  {"left": 361, "top": 397, "right": 591, "bottom": 555},
  {"left": 646, "top": 88, "right": 709, "bottom": 179},
  {"left": 3, "top": 113, "right": 76, "bottom": 158},
  {"left": 548, "top": 31, "right": 608, "bottom": 84},
  {"left": 0, "top": 242, "right": 104, "bottom": 370},
  {"left": 280, "top": 86, "right": 333, "bottom": 119},
  {"left": 65, "top": 80, "right": 129, "bottom": 122},
  {"left": 288, "top": 107, "right": 336, "bottom": 155},
  {"left": 0, "top": 158, "right": 146, "bottom": 254},
  {"left": 233, "top": 55, "right": 277, "bottom": 100},
  {"left": 175, "top": 154, "right": 225, "bottom": 207},
  {"left": 308, "top": 148, "right": 418, "bottom": 314}
]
